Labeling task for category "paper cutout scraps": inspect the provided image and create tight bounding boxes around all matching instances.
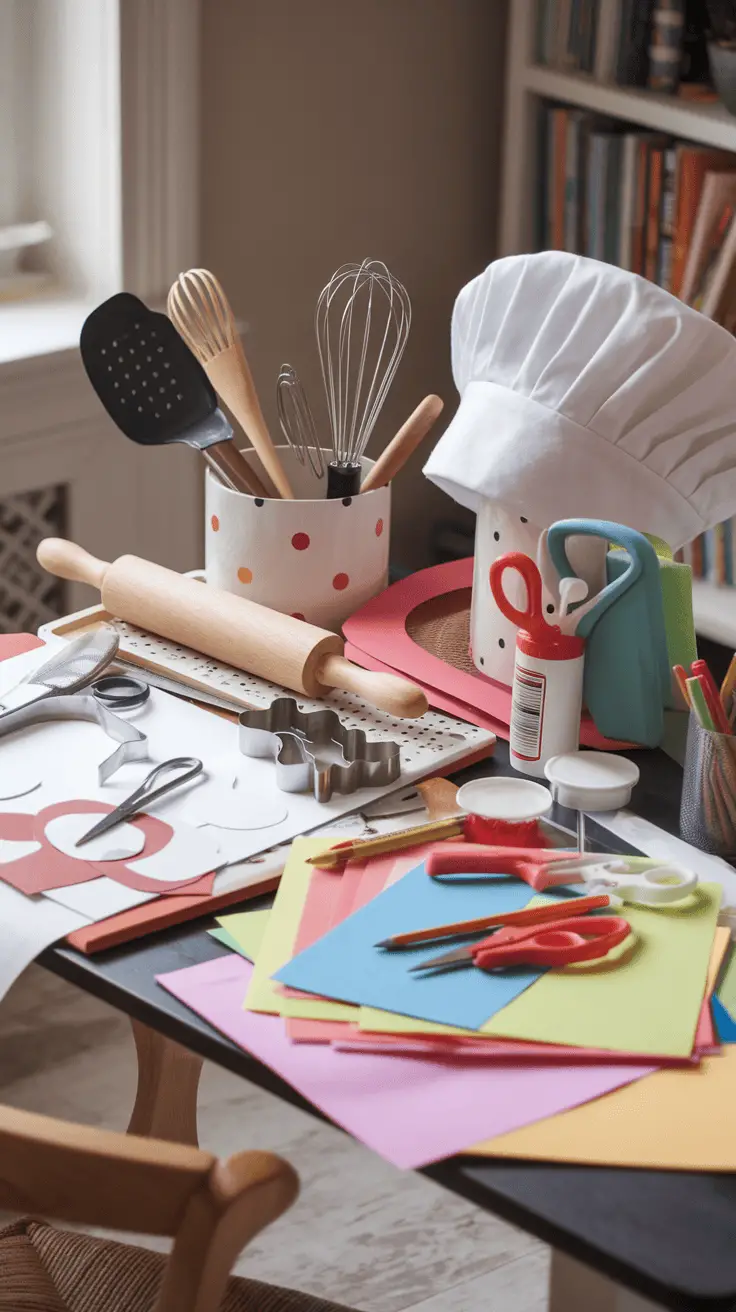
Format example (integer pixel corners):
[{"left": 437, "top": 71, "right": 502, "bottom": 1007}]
[
  {"left": 120, "top": 822, "right": 222, "bottom": 888},
  {"left": 0, "top": 799, "right": 217, "bottom": 897},
  {"left": 0, "top": 761, "right": 42, "bottom": 800},
  {"left": 189, "top": 782, "right": 288, "bottom": 831},
  {"left": 45, "top": 814, "right": 145, "bottom": 862}
]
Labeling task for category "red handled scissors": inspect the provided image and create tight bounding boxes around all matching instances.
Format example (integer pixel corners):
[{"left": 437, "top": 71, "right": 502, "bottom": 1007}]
[
  {"left": 425, "top": 844, "right": 603, "bottom": 892},
  {"left": 489, "top": 552, "right": 561, "bottom": 641},
  {"left": 410, "top": 914, "right": 631, "bottom": 975}
]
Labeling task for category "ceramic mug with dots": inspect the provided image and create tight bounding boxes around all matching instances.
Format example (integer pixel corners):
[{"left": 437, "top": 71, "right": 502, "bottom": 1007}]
[
  {"left": 471, "top": 502, "right": 607, "bottom": 687},
  {"left": 205, "top": 446, "right": 390, "bottom": 632}
]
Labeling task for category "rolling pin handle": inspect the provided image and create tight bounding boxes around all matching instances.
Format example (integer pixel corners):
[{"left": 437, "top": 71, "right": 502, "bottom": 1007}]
[
  {"left": 37, "top": 538, "right": 108, "bottom": 590},
  {"left": 316, "top": 653, "right": 428, "bottom": 719}
]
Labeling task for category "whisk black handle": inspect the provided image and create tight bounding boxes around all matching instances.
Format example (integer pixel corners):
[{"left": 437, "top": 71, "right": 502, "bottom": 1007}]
[{"left": 326, "top": 462, "right": 362, "bottom": 499}]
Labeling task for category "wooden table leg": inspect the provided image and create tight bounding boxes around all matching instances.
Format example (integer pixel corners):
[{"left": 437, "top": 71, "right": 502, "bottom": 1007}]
[
  {"left": 127, "top": 1018, "right": 204, "bottom": 1147},
  {"left": 548, "top": 1250, "right": 665, "bottom": 1311}
]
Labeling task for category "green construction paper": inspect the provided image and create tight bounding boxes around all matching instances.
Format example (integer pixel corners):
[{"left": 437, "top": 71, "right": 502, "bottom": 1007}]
[
  {"left": 208, "top": 926, "right": 253, "bottom": 959},
  {"left": 718, "top": 941, "right": 736, "bottom": 1016},
  {"left": 482, "top": 883, "right": 721, "bottom": 1058},
  {"left": 215, "top": 908, "right": 271, "bottom": 965}
]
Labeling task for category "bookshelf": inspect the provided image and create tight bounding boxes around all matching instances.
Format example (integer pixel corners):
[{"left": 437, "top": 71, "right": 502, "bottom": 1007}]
[{"left": 500, "top": 0, "right": 736, "bottom": 648}]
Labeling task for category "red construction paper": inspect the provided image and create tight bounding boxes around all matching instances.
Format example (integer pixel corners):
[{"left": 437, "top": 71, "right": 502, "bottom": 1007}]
[
  {"left": 343, "top": 560, "right": 632, "bottom": 749},
  {"left": 0, "top": 797, "right": 207, "bottom": 897}
]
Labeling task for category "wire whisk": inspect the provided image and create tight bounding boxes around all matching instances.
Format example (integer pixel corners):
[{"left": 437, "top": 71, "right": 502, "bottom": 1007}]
[
  {"left": 276, "top": 364, "right": 326, "bottom": 481},
  {"left": 315, "top": 258, "right": 411, "bottom": 497}
]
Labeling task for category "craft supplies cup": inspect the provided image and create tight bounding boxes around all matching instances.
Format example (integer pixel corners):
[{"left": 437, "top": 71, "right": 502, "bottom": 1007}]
[
  {"left": 471, "top": 505, "right": 606, "bottom": 687},
  {"left": 680, "top": 713, "right": 736, "bottom": 855},
  {"left": 205, "top": 446, "right": 390, "bottom": 632}
]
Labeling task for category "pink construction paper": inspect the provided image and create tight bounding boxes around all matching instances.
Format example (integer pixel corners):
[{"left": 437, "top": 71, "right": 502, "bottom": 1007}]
[{"left": 158, "top": 954, "right": 655, "bottom": 1170}]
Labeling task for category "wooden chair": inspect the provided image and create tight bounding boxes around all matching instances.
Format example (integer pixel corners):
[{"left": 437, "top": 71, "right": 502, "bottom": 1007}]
[{"left": 0, "top": 1104, "right": 357, "bottom": 1312}]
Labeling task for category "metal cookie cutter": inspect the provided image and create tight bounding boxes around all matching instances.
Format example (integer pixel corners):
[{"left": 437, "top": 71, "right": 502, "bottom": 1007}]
[
  {"left": 239, "top": 696, "right": 401, "bottom": 803},
  {"left": 0, "top": 693, "right": 150, "bottom": 784}
]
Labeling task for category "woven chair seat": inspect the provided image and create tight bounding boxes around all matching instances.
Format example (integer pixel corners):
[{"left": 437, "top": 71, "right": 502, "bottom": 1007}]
[{"left": 0, "top": 1219, "right": 356, "bottom": 1312}]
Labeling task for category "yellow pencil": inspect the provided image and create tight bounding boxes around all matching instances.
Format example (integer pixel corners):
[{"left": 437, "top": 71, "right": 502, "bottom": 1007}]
[{"left": 306, "top": 815, "right": 466, "bottom": 870}]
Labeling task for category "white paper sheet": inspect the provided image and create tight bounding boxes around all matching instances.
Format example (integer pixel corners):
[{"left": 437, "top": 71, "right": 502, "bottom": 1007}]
[
  {"left": 44, "top": 877, "right": 155, "bottom": 919},
  {"left": 0, "top": 879, "right": 90, "bottom": 1003},
  {"left": 0, "top": 652, "right": 492, "bottom": 871}
]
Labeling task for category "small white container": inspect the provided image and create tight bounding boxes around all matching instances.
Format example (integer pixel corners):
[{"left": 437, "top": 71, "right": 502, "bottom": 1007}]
[{"left": 205, "top": 446, "right": 390, "bottom": 633}]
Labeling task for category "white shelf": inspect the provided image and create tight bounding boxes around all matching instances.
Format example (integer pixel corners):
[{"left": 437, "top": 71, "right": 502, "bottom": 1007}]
[
  {"left": 693, "top": 580, "right": 736, "bottom": 647},
  {"left": 524, "top": 65, "right": 736, "bottom": 152}
]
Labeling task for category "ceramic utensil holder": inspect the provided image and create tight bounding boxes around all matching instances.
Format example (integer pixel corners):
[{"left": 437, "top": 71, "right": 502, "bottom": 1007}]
[
  {"left": 471, "top": 503, "right": 607, "bottom": 686},
  {"left": 205, "top": 446, "right": 390, "bottom": 632},
  {"left": 680, "top": 713, "right": 736, "bottom": 855}
]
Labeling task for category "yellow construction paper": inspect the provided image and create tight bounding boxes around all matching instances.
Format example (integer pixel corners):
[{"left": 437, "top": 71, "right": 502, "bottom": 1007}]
[
  {"left": 242, "top": 837, "right": 357, "bottom": 1023},
  {"left": 478, "top": 884, "right": 721, "bottom": 1057},
  {"left": 216, "top": 909, "right": 271, "bottom": 963},
  {"left": 244, "top": 838, "right": 327, "bottom": 1014},
  {"left": 361, "top": 893, "right": 723, "bottom": 1055},
  {"left": 278, "top": 994, "right": 357, "bottom": 1022},
  {"left": 469, "top": 1046, "right": 736, "bottom": 1170}
]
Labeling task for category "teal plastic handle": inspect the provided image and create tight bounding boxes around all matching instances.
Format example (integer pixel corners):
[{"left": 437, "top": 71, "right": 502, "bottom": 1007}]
[{"left": 546, "top": 519, "right": 653, "bottom": 639}]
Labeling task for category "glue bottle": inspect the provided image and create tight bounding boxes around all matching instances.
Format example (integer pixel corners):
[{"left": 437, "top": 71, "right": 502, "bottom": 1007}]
[{"left": 490, "top": 553, "right": 585, "bottom": 778}]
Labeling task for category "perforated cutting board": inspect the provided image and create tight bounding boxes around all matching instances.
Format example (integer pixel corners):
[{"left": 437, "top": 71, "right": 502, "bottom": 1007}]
[{"left": 39, "top": 602, "right": 495, "bottom": 776}]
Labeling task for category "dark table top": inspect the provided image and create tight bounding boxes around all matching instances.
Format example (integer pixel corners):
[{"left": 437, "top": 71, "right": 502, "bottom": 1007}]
[{"left": 41, "top": 742, "right": 736, "bottom": 1312}]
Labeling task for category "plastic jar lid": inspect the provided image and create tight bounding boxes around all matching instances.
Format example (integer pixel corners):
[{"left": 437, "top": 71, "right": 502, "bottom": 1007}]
[
  {"left": 544, "top": 751, "right": 640, "bottom": 812},
  {"left": 456, "top": 776, "right": 553, "bottom": 823}
]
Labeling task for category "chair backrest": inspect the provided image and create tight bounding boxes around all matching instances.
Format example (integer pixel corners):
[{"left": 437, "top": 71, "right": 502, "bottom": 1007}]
[{"left": 0, "top": 1104, "right": 299, "bottom": 1312}]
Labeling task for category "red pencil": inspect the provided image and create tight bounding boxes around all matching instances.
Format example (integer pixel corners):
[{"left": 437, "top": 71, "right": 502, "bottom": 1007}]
[{"left": 692, "top": 660, "right": 731, "bottom": 734}]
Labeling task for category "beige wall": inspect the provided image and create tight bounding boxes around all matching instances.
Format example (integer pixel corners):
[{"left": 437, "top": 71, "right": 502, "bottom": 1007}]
[{"left": 201, "top": 0, "right": 507, "bottom": 568}]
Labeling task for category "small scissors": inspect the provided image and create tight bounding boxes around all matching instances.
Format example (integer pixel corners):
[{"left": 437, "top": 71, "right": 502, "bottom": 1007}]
[
  {"left": 425, "top": 845, "right": 697, "bottom": 906},
  {"left": 411, "top": 914, "right": 631, "bottom": 975},
  {"left": 490, "top": 552, "right": 560, "bottom": 640},
  {"left": 75, "top": 757, "right": 204, "bottom": 847},
  {"left": 91, "top": 674, "right": 150, "bottom": 712}
]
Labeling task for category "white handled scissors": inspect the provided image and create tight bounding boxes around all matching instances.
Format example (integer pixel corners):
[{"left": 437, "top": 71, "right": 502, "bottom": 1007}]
[{"left": 550, "top": 856, "right": 698, "bottom": 907}]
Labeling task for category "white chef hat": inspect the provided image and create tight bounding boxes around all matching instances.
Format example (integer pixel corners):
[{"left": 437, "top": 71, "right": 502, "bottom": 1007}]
[{"left": 424, "top": 251, "right": 736, "bottom": 549}]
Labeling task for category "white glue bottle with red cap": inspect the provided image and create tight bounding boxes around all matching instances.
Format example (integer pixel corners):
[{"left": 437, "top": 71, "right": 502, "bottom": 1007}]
[{"left": 490, "top": 552, "right": 585, "bottom": 778}]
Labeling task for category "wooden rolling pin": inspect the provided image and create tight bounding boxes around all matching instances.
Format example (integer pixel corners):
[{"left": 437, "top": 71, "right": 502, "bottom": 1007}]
[{"left": 37, "top": 539, "right": 428, "bottom": 719}]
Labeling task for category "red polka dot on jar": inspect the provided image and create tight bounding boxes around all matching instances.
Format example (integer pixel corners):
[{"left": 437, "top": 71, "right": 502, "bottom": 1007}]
[
  {"left": 237, "top": 566, "right": 253, "bottom": 584},
  {"left": 211, "top": 515, "right": 220, "bottom": 532},
  {"left": 291, "top": 532, "right": 310, "bottom": 551},
  {"left": 375, "top": 518, "right": 384, "bottom": 537},
  {"left": 291, "top": 612, "right": 305, "bottom": 621},
  {"left": 333, "top": 572, "right": 349, "bottom": 591}
]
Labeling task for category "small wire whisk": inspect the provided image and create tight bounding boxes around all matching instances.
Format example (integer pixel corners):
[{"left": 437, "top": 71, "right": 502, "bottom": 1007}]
[
  {"left": 276, "top": 365, "right": 326, "bottom": 481},
  {"left": 315, "top": 258, "right": 411, "bottom": 498}
]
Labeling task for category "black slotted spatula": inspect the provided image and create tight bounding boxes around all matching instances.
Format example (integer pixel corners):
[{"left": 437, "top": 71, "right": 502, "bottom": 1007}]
[{"left": 80, "top": 293, "right": 265, "bottom": 495}]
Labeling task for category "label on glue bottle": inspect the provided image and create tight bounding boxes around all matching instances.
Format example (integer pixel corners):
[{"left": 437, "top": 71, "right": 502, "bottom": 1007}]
[{"left": 510, "top": 629, "right": 585, "bottom": 779}]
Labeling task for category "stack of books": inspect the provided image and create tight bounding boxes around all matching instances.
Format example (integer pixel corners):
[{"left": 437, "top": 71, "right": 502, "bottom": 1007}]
[
  {"left": 540, "top": 106, "right": 736, "bottom": 324},
  {"left": 536, "top": 0, "right": 709, "bottom": 92},
  {"left": 679, "top": 523, "right": 736, "bottom": 587},
  {"left": 540, "top": 106, "right": 736, "bottom": 591}
]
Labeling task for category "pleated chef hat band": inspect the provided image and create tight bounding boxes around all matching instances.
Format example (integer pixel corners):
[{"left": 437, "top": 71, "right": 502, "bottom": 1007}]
[{"left": 424, "top": 251, "right": 736, "bottom": 549}]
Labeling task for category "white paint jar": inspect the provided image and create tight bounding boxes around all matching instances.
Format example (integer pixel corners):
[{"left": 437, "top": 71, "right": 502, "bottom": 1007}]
[
  {"left": 509, "top": 632, "right": 585, "bottom": 778},
  {"left": 205, "top": 446, "right": 390, "bottom": 633},
  {"left": 471, "top": 501, "right": 607, "bottom": 686}
]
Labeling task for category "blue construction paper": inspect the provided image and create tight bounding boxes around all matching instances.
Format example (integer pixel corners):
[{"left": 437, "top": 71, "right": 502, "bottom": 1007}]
[
  {"left": 274, "top": 861, "right": 547, "bottom": 1031},
  {"left": 712, "top": 995, "right": 736, "bottom": 1044}
]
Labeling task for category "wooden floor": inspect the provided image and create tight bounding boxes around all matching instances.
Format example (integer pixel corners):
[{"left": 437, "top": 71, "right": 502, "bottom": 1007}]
[{"left": 0, "top": 964, "right": 549, "bottom": 1311}]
